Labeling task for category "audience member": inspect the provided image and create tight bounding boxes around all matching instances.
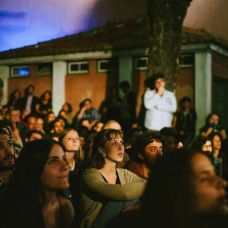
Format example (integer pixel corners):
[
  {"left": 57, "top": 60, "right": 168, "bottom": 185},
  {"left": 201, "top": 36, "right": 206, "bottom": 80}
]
[
  {"left": 0, "top": 126, "right": 15, "bottom": 200},
  {"left": 200, "top": 113, "right": 226, "bottom": 140},
  {"left": 17, "top": 84, "right": 40, "bottom": 118},
  {"left": 36, "top": 90, "right": 52, "bottom": 118},
  {"left": 160, "top": 127, "right": 180, "bottom": 154},
  {"left": 126, "top": 131, "right": 163, "bottom": 179},
  {"left": 59, "top": 129, "right": 84, "bottom": 206},
  {"left": 74, "top": 98, "right": 100, "bottom": 130},
  {"left": 79, "top": 129, "right": 146, "bottom": 227},
  {"left": 144, "top": 73, "right": 177, "bottom": 132},
  {"left": 0, "top": 139, "right": 74, "bottom": 227},
  {"left": 173, "top": 96, "right": 197, "bottom": 148}
]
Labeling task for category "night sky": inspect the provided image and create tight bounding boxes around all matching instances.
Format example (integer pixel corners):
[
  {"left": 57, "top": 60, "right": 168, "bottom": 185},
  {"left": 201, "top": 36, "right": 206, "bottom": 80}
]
[{"left": 0, "top": 0, "right": 227, "bottom": 52}]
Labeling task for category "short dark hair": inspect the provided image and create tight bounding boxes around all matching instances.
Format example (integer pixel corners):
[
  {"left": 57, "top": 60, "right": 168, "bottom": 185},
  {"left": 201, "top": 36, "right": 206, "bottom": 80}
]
[
  {"left": 152, "top": 72, "right": 165, "bottom": 81},
  {"left": 119, "top": 80, "right": 130, "bottom": 89}
]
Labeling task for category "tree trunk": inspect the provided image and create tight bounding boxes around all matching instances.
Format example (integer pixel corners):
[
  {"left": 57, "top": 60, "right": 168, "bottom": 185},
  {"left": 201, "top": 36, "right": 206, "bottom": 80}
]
[{"left": 147, "top": 0, "right": 192, "bottom": 91}]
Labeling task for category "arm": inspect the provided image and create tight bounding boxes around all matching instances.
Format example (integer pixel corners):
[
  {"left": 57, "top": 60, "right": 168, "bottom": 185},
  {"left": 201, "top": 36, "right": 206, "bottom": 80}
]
[
  {"left": 143, "top": 89, "right": 160, "bottom": 109},
  {"left": 82, "top": 169, "right": 146, "bottom": 201},
  {"left": 156, "top": 92, "right": 177, "bottom": 113}
]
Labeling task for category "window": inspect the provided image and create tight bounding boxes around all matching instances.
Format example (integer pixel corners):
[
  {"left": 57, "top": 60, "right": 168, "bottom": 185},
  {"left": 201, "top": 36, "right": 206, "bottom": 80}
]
[
  {"left": 68, "top": 61, "right": 89, "bottom": 74},
  {"left": 36, "top": 63, "right": 52, "bottom": 76},
  {"left": 97, "top": 59, "right": 118, "bottom": 73},
  {"left": 11, "top": 66, "right": 29, "bottom": 77},
  {"left": 179, "top": 54, "right": 194, "bottom": 67},
  {"left": 134, "top": 57, "right": 149, "bottom": 70}
]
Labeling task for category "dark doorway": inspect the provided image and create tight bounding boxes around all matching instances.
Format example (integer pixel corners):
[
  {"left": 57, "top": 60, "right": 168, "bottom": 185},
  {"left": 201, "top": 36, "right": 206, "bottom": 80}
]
[{"left": 212, "top": 76, "right": 228, "bottom": 131}]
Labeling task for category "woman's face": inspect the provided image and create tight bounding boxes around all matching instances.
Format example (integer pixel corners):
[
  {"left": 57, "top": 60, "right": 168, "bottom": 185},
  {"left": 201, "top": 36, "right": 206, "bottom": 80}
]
[
  {"left": 62, "top": 130, "right": 80, "bottom": 152},
  {"left": 209, "top": 114, "right": 219, "bottom": 125},
  {"left": 103, "top": 134, "right": 124, "bottom": 163},
  {"left": 36, "top": 118, "right": 44, "bottom": 131},
  {"left": 190, "top": 153, "right": 227, "bottom": 214},
  {"left": 212, "top": 135, "right": 221, "bottom": 151},
  {"left": 41, "top": 144, "right": 69, "bottom": 191}
]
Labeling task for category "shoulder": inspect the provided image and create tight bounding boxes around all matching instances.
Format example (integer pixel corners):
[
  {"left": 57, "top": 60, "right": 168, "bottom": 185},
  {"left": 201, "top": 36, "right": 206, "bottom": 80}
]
[
  {"left": 164, "top": 89, "right": 175, "bottom": 96},
  {"left": 82, "top": 168, "right": 100, "bottom": 180},
  {"left": 117, "top": 168, "right": 143, "bottom": 180},
  {"left": 58, "top": 196, "right": 75, "bottom": 226}
]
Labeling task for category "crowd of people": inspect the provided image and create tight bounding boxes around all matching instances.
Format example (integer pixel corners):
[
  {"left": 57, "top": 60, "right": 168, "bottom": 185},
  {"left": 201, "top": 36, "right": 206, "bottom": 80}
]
[{"left": 0, "top": 74, "right": 228, "bottom": 228}]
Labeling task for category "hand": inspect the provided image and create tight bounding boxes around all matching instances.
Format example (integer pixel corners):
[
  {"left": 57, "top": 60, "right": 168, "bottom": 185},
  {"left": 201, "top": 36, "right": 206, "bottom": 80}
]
[{"left": 157, "top": 86, "right": 164, "bottom": 96}]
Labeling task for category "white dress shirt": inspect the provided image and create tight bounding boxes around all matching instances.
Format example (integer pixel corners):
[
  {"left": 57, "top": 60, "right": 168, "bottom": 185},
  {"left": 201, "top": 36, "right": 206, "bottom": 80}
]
[{"left": 144, "top": 89, "right": 177, "bottom": 131}]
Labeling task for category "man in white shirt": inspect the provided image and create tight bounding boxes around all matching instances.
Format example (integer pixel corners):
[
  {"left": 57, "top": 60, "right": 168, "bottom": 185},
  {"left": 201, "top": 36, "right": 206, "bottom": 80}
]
[{"left": 144, "top": 73, "right": 177, "bottom": 131}]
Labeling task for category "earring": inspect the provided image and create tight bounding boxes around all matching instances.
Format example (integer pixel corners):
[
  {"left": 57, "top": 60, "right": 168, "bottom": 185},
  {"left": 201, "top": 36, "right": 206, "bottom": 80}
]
[{"left": 102, "top": 152, "right": 106, "bottom": 158}]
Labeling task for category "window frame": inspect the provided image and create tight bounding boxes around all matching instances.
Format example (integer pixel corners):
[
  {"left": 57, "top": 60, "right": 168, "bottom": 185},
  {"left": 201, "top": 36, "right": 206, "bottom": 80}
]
[
  {"left": 179, "top": 54, "right": 195, "bottom": 68},
  {"left": 134, "top": 57, "right": 149, "bottom": 71},
  {"left": 68, "top": 61, "right": 89, "bottom": 74},
  {"left": 10, "top": 65, "right": 29, "bottom": 77},
  {"left": 36, "top": 63, "right": 52, "bottom": 76},
  {"left": 97, "top": 59, "right": 118, "bottom": 73}
]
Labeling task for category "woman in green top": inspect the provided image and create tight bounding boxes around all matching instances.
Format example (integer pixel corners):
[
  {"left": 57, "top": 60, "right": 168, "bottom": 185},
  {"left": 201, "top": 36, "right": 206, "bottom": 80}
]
[{"left": 79, "top": 129, "right": 146, "bottom": 228}]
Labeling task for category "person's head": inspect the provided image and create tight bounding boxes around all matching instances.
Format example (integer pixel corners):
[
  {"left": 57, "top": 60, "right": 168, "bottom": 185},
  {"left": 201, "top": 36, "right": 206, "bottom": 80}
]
[
  {"left": 160, "top": 127, "right": 179, "bottom": 154},
  {"left": 80, "top": 118, "right": 91, "bottom": 129},
  {"left": 133, "top": 132, "right": 163, "bottom": 165},
  {"left": 9, "top": 109, "right": 21, "bottom": 124},
  {"left": 59, "top": 129, "right": 84, "bottom": 163},
  {"left": 24, "top": 114, "right": 37, "bottom": 130},
  {"left": 209, "top": 132, "right": 222, "bottom": 152},
  {"left": 35, "top": 117, "right": 44, "bottom": 132},
  {"left": 190, "top": 153, "right": 227, "bottom": 215},
  {"left": 179, "top": 96, "right": 192, "bottom": 111},
  {"left": 6, "top": 139, "right": 69, "bottom": 201},
  {"left": 58, "top": 109, "right": 67, "bottom": 119},
  {"left": 47, "top": 111, "right": 55, "bottom": 123},
  {"left": 25, "top": 84, "right": 35, "bottom": 96},
  {"left": 141, "top": 151, "right": 228, "bottom": 228},
  {"left": 40, "top": 90, "right": 51, "bottom": 101},
  {"left": 206, "top": 113, "right": 219, "bottom": 128},
  {"left": 91, "top": 129, "right": 124, "bottom": 169},
  {"left": 153, "top": 73, "right": 165, "bottom": 90},
  {"left": 119, "top": 80, "right": 130, "bottom": 94},
  {"left": 0, "top": 126, "right": 15, "bottom": 170},
  {"left": 53, "top": 117, "right": 66, "bottom": 134},
  {"left": 62, "top": 102, "right": 72, "bottom": 114},
  {"left": 103, "top": 120, "right": 122, "bottom": 130},
  {"left": 26, "top": 130, "right": 44, "bottom": 142},
  {"left": 81, "top": 98, "right": 92, "bottom": 110}
]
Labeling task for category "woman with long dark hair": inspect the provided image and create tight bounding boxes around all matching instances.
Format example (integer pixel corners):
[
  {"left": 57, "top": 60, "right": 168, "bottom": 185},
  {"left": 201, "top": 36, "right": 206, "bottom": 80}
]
[{"left": 1, "top": 139, "right": 74, "bottom": 228}]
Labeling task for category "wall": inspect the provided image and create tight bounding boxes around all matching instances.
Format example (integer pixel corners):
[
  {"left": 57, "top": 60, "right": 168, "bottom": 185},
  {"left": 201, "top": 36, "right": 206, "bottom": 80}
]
[
  {"left": 65, "top": 60, "right": 118, "bottom": 114},
  {"left": 8, "top": 65, "right": 52, "bottom": 98},
  {"left": 212, "top": 52, "right": 228, "bottom": 79}
]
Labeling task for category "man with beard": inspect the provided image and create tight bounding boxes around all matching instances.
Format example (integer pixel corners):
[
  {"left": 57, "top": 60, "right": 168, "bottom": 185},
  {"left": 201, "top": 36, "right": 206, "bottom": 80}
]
[{"left": 0, "top": 126, "right": 15, "bottom": 199}]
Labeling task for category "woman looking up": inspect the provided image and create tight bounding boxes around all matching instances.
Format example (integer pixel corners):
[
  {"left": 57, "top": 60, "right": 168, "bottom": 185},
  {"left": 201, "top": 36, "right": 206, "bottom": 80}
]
[{"left": 79, "top": 129, "right": 146, "bottom": 228}]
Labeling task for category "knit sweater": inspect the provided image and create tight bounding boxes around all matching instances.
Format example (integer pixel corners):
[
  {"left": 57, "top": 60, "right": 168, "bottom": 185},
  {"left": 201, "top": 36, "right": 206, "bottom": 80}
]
[{"left": 79, "top": 168, "right": 146, "bottom": 228}]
